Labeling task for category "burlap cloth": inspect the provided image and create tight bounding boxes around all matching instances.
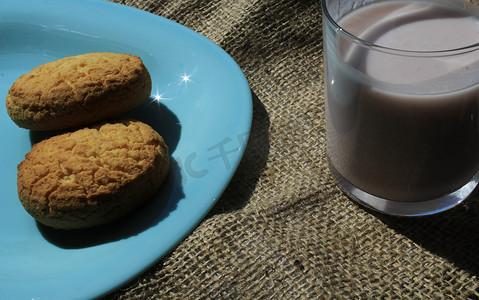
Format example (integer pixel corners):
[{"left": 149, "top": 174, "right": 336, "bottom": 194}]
[{"left": 106, "top": 0, "right": 479, "bottom": 298}]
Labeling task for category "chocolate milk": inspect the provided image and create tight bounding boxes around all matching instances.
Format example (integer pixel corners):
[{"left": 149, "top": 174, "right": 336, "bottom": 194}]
[{"left": 326, "top": 1, "right": 479, "bottom": 201}]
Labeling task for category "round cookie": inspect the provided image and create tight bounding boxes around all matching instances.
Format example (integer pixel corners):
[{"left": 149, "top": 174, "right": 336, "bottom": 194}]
[
  {"left": 6, "top": 52, "right": 152, "bottom": 130},
  {"left": 17, "top": 119, "right": 169, "bottom": 229}
]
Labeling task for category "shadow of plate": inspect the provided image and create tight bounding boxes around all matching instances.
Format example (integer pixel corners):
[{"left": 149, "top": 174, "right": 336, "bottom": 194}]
[{"left": 207, "top": 91, "right": 271, "bottom": 215}]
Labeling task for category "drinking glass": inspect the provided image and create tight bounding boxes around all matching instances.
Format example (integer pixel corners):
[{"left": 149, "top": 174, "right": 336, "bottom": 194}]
[{"left": 322, "top": 0, "right": 479, "bottom": 215}]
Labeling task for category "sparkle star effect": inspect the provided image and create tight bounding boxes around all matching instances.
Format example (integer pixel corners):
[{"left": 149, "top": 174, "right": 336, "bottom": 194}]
[
  {"left": 180, "top": 73, "right": 192, "bottom": 86},
  {"left": 150, "top": 70, "right": 195, "bottom": 104},
  {"left": 152, "top": 91, "right": 172, "bottom": 103}
]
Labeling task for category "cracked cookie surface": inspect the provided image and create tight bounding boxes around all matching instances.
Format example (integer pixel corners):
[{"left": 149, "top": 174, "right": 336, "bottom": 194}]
[
  {"left": 6, "top": 52, "right": 151, "bottom": 130},
  {"left": 17, "top": 119, "right": 169, "bottom": 229}
]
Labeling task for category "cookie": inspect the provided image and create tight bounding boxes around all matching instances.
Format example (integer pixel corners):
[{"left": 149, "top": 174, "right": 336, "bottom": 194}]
[
  {"left": 6, "top": 53, "right": 151, "bottom": 130},
  {"left": 17, "top": 119, "right": 169, "bottom": 229}
]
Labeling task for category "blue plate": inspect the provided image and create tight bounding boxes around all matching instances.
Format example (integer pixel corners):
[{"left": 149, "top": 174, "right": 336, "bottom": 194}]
[{"left": 0, "top": 0, "right": 252, "bottom": 298}]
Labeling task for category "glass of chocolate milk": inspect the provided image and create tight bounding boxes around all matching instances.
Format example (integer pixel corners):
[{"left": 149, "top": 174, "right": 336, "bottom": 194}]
[{"left": 322, "top": 0, "right": 479, "bottom": 215}]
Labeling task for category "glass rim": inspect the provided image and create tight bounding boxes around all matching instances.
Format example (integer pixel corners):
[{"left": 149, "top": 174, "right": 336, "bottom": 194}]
[{"left": 321, "top": 0, "right": 479, "bottom": 56}]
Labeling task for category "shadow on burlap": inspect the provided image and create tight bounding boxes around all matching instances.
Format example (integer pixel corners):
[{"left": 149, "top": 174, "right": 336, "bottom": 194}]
[{"left": 107, "top": 0, "right": 479, "bottom": 298}]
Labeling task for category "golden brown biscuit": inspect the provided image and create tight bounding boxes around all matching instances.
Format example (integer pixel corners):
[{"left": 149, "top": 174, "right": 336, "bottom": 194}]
[
  {"left": 6, "top": 53, "right": 151, "bottom": 130},
  {"left": 17, "top": 119, "right": 169, "bottom": 229}
]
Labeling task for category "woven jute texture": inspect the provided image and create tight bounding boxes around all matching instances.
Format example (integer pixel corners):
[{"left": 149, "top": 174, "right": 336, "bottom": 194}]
[{"left": 107, "top": 0, "right": 479, "bottom": 298}]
